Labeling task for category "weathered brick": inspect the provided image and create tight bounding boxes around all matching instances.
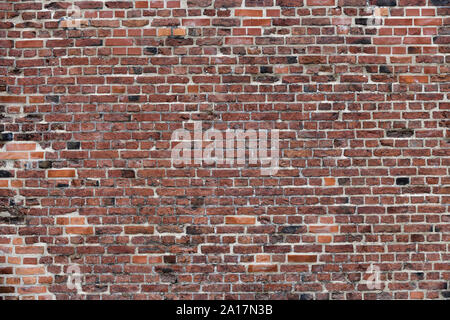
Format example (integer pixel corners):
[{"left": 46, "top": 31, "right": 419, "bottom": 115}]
[
  {"left": 287, "top": 255, "right": 317, "bottom": 263},
  {"left": 225, "top": 216, "right": 256, "bottom": 224}
]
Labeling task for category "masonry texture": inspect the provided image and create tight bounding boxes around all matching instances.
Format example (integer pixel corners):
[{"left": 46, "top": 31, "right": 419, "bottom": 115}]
[{"left": 0, "top": 0, "right": 449, "bottom": 300}]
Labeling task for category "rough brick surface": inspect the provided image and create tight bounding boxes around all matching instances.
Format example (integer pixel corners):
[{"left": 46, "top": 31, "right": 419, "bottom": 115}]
[{"left": 0, "top": 0, "right": 449, "bottom": 300}]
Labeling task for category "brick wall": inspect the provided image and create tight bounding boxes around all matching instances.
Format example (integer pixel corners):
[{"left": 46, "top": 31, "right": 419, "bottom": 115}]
[{"left": 0, "top": 0, "right": 449, "bottom": 300}]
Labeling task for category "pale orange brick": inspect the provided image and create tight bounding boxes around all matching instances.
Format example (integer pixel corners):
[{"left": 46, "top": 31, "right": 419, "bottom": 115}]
[
  {"left": 11, "top": 180, "right": 23, "bottom": 188},
  {"left": 6, "top": 277, "right": 20, "bottom": 285},
  {"left": 173, "top": 28, "right": 186, "bottom": 36},
  {"left": 411, "top": 291, "right": 424, "bottom": 299},
  {"left": 158, "top": 28, "right": 171, "bottom": 36},
  {"left": 29, "top": 96, "right": 45, "bottom": 103},
  {"left": 8, "top": 257, "right": 21, "bottom": 264},
  {"left": 376, "top": 7, "right": 389, "bottom": 16},
  {"left": 225, "top": 216, "right": 256, "bottom": 225},
  {"left": 0, "top": 180, "right": 8, "bottom": 187},
  {"left": 132, "top": 256, "right": 148, "bottom": 264},
  {"left": 66, "top": 226, "right": 93, "bottom": 235},
  {"left": 23, "top": 277, "right": 37, "bottom": 285},
  {"left": 30, "top": 152, "right": 44, "bottom": 159},
  {"left": 324, "top": 177, "right": 335, "bottom": 186},
  {"left": 112, "top": 86, "right": 126, "bottom": 93},
  {"left": 135, "top": 1, "right": 149, "bottom": 8},
  {"left": 255, "top": 255, "right": 270, "bottom": 263},
  {"left": 15, "top": 267, "right": 45, "bottom": 275},
  {"left": 70, "top": 217, "right": 86, "bottom": 225}
]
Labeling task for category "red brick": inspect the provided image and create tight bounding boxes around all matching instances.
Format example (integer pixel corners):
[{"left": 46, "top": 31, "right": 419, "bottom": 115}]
[
  {"left": 124, "top": 226, "right": 154, "bottom": 234},
  {"left": 235, "top": 9, "right": 263, "bottom": 17},
  {"left": 243, "top": 19, "right": 272, "bottom": 26},
  {"left": 66, "top": 227, "right": 94, "bottom": 235},
  {"left": 399, "top": 75, "right": 429, "bottom": 83},
  {"left": 309, "top": 225, "right": 339, "bottom": 233},
  {"left": 0, "top": 152, "right": 29, "bottom": 160},
  {"left": 6, "top": 143, "right": 37, "bottom": 151},
  {"left": 16, "top": 40, "right": 43, "bottom": 48},
  {"left": 287, "top": 255, "right": 317, "bottom": 263},
  {"left": 414, "top": 18, "right": 442, "bottom": 26}
]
